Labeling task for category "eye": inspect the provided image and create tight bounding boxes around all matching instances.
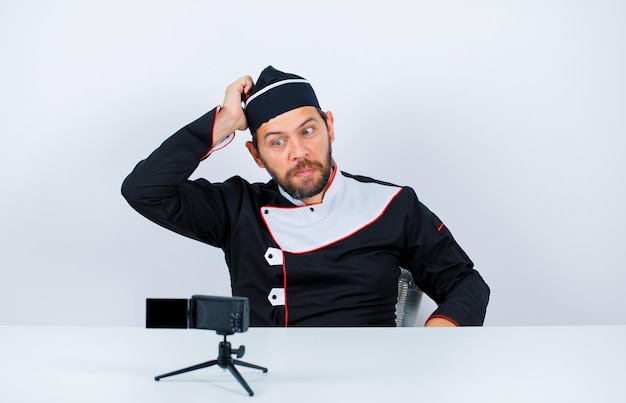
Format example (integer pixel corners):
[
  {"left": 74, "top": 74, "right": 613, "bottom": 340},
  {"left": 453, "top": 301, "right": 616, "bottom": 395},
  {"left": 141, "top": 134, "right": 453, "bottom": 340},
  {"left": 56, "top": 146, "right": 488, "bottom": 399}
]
[
  {"left": 271, "top": 138, "right": 285, "bottom": 148},
  {"left": 303, "top": 127, "right": 314, "bottom": 136}
]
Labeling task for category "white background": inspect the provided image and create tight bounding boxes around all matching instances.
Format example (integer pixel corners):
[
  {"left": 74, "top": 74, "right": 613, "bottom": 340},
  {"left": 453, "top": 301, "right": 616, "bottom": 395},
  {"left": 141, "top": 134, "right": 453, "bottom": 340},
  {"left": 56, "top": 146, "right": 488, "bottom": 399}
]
[{"left": 1, "top": 0, "right": 624, "bottom": 326}]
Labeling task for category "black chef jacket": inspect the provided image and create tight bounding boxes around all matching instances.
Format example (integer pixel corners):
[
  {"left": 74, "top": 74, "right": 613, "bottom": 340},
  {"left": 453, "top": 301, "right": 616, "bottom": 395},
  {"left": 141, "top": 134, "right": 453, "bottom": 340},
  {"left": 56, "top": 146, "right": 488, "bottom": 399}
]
[{"left": 122, "top": 107, "right": 490, "bottom": 327}]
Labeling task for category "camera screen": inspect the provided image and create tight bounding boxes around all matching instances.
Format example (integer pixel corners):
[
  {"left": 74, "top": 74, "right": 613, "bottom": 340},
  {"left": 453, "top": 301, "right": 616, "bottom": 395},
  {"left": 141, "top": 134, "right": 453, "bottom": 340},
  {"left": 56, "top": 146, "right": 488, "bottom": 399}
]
[{"left": 146, "top": 298, "right": 189, "bottom": 328}]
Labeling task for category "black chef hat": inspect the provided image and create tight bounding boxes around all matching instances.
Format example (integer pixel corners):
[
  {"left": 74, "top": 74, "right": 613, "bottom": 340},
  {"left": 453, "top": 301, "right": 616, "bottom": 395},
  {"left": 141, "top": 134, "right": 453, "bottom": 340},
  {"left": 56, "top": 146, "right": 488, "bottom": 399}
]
[{"left": 245, "top": 66, "right": 320, "bottom": 133}]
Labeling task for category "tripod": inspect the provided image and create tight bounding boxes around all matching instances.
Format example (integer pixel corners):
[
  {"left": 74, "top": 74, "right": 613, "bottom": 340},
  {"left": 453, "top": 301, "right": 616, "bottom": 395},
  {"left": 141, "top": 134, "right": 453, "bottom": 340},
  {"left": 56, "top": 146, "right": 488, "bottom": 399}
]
[{"left": 154, "top": 332, "right": 268, "bottom": 396}]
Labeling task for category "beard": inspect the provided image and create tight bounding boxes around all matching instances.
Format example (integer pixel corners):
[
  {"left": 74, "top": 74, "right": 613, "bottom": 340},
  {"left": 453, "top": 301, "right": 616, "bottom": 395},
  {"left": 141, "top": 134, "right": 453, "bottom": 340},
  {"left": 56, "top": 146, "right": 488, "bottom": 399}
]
[{"left": 265, "top": 146, "right": 333, "bottom": 201}]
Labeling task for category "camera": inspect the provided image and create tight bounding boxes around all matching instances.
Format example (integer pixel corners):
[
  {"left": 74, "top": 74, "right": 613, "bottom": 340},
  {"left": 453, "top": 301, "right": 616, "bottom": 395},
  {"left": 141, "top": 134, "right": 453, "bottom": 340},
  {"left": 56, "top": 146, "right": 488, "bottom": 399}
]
[
  {"left": 146, "top": 295, "right": 249, "bottom": 334},
  {"left": 148, "top": 295, "right": 266, "bottom": 395}
]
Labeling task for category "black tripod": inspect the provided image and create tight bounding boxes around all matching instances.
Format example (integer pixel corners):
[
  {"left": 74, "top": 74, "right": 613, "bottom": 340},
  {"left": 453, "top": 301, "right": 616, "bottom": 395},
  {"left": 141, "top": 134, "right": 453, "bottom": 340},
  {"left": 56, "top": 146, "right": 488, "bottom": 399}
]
[{"left": 154, "top": 332, "right": 268, "bottom": 396}]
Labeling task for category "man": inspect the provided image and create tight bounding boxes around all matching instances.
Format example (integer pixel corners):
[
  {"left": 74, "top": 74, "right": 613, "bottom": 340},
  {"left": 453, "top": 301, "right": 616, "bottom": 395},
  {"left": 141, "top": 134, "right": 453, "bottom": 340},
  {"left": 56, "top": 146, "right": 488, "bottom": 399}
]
[{"left": 122, "top": 66, "right": 490, "bottom": 327}]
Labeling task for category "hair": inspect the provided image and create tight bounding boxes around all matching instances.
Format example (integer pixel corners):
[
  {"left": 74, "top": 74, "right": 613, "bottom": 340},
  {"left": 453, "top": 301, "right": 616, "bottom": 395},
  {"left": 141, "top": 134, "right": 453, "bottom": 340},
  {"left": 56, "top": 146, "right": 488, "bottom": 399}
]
[{"left": 251, "top": 107, "right": 329, "bottom": 149}]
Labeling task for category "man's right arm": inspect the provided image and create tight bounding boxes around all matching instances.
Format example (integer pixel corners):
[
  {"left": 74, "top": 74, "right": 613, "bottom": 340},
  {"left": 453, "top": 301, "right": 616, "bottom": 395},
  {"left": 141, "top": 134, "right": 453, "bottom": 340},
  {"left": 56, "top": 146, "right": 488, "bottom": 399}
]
[
  {"left": 120, "top": 76, "right": 255, "bottom": 246},
  {"left": 121, "top": 107, "right": 228, "bottom": 246}
]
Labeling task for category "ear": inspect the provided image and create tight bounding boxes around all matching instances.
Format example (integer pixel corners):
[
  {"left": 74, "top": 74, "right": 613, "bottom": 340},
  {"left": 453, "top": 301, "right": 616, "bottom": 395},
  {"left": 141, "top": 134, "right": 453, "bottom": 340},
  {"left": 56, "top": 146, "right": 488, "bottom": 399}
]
[
  {"left": 245, "top": 141, "right": 265, "bottom": 168},
  {"left": 325, "top": 111, "right": 336, "bottom": 143}
]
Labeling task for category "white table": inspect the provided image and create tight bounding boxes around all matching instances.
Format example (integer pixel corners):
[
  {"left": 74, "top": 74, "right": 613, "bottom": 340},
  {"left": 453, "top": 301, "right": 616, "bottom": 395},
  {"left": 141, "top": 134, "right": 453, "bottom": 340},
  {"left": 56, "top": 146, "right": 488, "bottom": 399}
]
[{"left": 0, "top": 325, "right": 624, "bottom": 402}]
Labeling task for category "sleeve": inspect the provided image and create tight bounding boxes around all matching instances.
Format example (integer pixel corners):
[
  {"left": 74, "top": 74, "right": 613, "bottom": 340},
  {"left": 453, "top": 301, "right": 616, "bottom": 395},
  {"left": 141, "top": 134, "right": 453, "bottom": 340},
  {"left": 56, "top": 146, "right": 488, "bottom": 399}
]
[
  {"left": 120, "top": 107, "right": 233, "bottom": 248},
  {"left": 400, "top": 187, "right": 490, "bottom": 326}
]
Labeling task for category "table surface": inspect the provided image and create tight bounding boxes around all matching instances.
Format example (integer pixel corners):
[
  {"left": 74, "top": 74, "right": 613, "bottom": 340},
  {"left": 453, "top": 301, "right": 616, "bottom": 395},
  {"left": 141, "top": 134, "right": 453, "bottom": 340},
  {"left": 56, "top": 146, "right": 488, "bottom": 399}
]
[{"left": 1, "top": 325, "right": 625, "bottom": 402}]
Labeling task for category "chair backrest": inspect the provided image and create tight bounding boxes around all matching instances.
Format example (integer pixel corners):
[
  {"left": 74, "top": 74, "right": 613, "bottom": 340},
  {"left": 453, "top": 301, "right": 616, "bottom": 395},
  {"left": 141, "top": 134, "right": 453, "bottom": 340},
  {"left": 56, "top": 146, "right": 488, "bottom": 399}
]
[{"left": 395, "top": 268, "right": 423, "bottom": 327}]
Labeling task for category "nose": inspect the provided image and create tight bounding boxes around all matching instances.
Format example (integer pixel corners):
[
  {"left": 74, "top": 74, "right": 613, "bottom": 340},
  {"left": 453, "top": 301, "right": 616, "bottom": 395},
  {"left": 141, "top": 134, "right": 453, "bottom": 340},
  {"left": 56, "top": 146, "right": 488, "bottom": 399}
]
[{"left": 288, "top": 136, "right": 309, "bottom": 160}]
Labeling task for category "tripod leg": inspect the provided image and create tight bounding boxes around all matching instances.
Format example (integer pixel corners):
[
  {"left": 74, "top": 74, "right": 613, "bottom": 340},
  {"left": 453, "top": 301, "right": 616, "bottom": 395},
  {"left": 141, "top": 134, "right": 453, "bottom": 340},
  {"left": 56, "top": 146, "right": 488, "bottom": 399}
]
[
  {"left": 226, "top": 362, "right": 255, "bottom": 396},
  {"left": 233, "top": 359, "right": 269, "bottom": 373},
  {"left": 155, "top": 360, "right": 218, "bottom": 381}
]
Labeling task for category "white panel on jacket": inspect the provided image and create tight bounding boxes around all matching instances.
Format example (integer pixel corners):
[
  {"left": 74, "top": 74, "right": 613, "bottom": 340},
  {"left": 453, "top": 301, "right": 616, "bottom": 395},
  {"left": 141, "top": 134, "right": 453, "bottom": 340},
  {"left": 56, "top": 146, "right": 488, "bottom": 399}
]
[{"left": 261, "top": 172, "right": 402, "bottom": 253}]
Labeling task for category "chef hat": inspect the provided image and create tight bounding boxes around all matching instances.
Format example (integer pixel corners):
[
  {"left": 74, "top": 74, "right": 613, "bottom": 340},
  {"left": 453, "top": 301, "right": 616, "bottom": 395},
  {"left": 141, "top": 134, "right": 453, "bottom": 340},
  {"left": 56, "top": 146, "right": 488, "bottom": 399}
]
[{"left": 244, "top": 66, "right": 320, "bottom": 133}]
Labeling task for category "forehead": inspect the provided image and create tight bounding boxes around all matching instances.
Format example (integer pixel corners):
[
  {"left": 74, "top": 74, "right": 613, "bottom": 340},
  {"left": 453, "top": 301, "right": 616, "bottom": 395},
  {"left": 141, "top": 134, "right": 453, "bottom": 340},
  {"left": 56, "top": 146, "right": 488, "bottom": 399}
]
[{"left": 256, "top": 106, "right": 321, "bottom": 136}]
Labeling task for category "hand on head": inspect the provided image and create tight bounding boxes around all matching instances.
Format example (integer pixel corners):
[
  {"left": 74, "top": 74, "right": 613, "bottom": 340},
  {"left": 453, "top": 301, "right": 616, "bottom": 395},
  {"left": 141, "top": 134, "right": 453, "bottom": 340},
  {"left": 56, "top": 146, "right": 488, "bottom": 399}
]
[{"left": 214, "top": 76, "right": 255, "bottom": 140}]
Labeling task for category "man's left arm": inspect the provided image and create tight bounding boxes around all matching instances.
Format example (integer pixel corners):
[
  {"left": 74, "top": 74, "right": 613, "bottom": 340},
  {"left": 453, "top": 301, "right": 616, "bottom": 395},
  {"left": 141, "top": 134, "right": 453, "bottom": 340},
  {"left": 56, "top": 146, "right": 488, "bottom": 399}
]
[{"left": 401, "top": 188, "right": 490, "bottom": 326}]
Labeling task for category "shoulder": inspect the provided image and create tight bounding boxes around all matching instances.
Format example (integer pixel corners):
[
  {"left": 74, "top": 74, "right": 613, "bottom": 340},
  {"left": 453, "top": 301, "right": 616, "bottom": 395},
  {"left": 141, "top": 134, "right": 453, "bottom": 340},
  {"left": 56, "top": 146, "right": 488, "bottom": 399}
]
[
  {"left": 194, "top": 175, "right": 287, "bottom": 206},
  {"left": 340, "top": 171, "right": 401, "bottom": 188},
  {"left": 193, "top": 175, "right": 273, "bottom": 189},
  {"left": 340, "top": 171, "right": 418, "bottom": 199}
]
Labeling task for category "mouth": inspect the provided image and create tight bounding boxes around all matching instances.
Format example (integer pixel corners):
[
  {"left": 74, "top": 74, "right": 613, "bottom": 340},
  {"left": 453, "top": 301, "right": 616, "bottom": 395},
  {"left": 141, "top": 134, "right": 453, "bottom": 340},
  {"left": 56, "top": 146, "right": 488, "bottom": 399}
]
[
  {"left": 290, "top": 161, "right": 322, "bottom": 179},
  {"left": 293, "top": 167, "right": 317, "bottom": 178}
]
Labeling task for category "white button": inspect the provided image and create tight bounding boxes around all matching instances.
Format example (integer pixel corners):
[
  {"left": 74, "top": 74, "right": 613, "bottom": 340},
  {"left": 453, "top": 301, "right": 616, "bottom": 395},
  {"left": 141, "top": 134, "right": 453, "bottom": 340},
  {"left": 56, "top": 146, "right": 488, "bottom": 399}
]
[
  {"left": 264, "top": 247, "right": 283, "bottom": 266},
  {"left": 267, "top": 288, "right": 285, "bottom": 306}
]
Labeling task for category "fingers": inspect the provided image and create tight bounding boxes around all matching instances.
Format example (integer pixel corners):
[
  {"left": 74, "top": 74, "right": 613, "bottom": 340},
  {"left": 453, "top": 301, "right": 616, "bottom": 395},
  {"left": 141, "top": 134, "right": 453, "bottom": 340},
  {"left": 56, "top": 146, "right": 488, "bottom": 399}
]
[
  {"left": 218, "top": 75, "right": 255, "bottom": 134},
  {"left": 239, "top": 75, "right": 254, "bottom": 100},
  {"left": 223, "top": 75, "right": 254, "bottom": 108},
  {"left": 230, "top": 75, "right": 254, "bottom": 99}
]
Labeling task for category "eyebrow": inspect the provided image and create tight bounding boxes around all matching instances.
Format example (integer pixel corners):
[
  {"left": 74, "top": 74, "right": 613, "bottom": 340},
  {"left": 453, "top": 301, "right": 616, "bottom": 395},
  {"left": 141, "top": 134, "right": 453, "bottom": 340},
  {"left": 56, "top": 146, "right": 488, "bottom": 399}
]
[{"left": 263, "top": 117, "right": 318, "bottom": 140}]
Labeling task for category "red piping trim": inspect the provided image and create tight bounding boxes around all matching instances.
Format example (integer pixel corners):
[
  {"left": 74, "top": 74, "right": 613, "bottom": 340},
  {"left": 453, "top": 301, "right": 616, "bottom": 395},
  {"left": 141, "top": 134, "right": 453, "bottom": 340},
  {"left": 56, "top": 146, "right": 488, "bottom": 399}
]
[
  {"left": 212, "top": 105, "right": 220, "bottom": 147},
  {"left": 282, "top": 259, "right": 289, "bottom": 327},
  {"left": 260, "top": 187, "right": 403, "bottom": 254},
  {"left": 200, "top": 105, "right": 235, "bottom": 160},
  {"left": 259, "top": 209, "right": 289, "bottom": 327},
  {"left": 260, "top": 207, "right": 282, "bottom": 248},
  {"left": 437, "top": 222, "right": 444, "bottom": 232},
  {"left": 323, "top": 162, "right": 338, "bottom": 194}
]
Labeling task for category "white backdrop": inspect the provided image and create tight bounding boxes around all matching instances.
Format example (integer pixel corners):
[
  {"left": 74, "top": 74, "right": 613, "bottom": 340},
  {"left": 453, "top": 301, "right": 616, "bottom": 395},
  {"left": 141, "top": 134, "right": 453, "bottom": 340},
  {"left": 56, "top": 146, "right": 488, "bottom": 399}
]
[{"left": 1, "top": 0, "right": 624, "bottom": 326}]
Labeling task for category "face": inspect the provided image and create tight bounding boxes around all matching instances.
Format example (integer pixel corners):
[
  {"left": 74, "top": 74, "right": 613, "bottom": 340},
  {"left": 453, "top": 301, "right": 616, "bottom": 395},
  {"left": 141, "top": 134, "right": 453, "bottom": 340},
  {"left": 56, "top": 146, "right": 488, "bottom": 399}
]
[{"left": 246, "top": 106, "right": 335, "bottom": 204}]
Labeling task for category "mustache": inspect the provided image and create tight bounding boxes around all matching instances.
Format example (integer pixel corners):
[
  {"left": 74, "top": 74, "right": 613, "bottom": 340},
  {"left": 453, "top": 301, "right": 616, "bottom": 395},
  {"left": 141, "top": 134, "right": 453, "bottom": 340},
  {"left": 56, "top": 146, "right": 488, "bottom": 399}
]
[{"left": 288, "top": 160, "right": 324, "bottom": 176}]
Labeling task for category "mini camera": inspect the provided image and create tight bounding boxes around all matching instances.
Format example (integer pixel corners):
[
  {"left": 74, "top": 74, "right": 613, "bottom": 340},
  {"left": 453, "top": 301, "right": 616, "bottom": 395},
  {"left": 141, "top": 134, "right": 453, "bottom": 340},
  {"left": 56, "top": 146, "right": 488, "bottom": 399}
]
[
  {"left": 148, "top": 295, "right": 265, "bottom": 395},
  {"left": 146, "top": 295, "right": 249, "bottom": 334}
]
